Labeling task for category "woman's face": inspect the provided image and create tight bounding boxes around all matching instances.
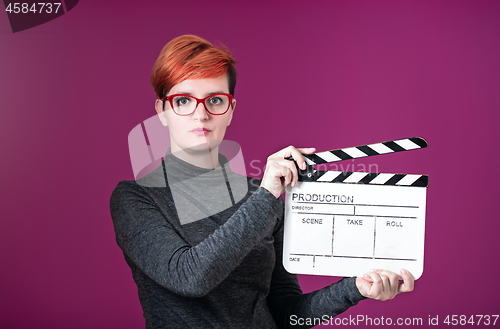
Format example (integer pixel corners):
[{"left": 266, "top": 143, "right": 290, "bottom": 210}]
[{"left": 155, "top": 75, "right": 235, "bottom": 157}]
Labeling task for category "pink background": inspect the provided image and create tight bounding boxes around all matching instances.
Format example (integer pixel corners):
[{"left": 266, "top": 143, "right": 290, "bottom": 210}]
[{"left": 1, "top": 0, "right": 499, "bottom": 327}]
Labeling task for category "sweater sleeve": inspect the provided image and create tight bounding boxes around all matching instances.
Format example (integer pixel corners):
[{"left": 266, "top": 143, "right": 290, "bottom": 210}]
[
  {"left": 110, "top": 180, "right": 282, "bottom": 298},
  {"left": 267, "top": 200, "right": 366, "bottom": 329}
]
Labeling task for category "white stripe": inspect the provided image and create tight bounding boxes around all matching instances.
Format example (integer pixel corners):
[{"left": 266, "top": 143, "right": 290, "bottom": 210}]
[
  {"left": 316, "top": 171, "right": 343, "bottom": 182},
  {"left": 394, "top": 138, "right": 420, "bottom": 150},
  {"left": 343, "top": 172, "right": 369, "bottom": 183},
  {"left": 304, "top": 157, "right": 315, "bottom": 166},
  {"left": 367, "top": 143, "right": 393, "bottom": 154},
  {"left": 395, "top": 174, "right": 421, "bottom": 186},
  {"left": 342, "top": 147, "right": 368, "bottom": 159},
  {"left": 369, "top": 173, "right": 394, "bottom": 185},
  {"left": 315, "top": 151, "right": 342, "bottom": 163}
]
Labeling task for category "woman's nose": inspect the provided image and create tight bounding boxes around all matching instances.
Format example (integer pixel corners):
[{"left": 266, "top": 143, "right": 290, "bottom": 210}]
[{"left": 192, "top": 102, "right": 209, "bottom": 120}]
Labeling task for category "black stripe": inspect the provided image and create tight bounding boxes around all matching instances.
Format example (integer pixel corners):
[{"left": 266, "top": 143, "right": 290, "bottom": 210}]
[
  {"left": 311, "top": 171, "right": 327, "bottom": 182},
  {"left": 409, "top": 137, "right": 428, "bottom": 148},
  {"left": 410, "top": 175, "right": 429, "bottom": 187},
  {"left": 332, "top": 172, "right": 352, "bottom": 183},
  {"left": 383, "top": 141, "right": 406, "bottom": 152},
  {"left": 359, "top": 172, "right": 379, "bottom": 184},
  {"left": 330, "top": 150, "right": 353, "bottom": 161},
  {"left": 357, "top": 145, "right": 380, "bottom": 157},
  {"left": 310, "top": 171, "right": 428, "bottom": 187},
  {"left": 305, "top": 153, "right": 328, "bottom": 164},
  {"left": 384, "top": 174, "right": 406, "bottom": 185}
]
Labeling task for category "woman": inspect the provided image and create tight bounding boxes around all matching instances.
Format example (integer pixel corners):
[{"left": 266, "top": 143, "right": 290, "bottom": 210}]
[{"left": 110, "top": 35, "right": 414, "bottom": 329}]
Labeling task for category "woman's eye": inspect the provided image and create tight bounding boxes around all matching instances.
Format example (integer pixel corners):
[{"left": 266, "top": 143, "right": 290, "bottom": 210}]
[
  {"left": 208, "top": 97, "right": 222, "bottom": 105},
  {"left": 176, "top": 97, "right": 191, "bottom": 106}
]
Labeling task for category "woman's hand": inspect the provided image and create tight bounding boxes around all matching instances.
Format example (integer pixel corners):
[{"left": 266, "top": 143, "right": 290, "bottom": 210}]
[
  {"left": 355, "top": 269, "right": 414, "bottom": 301},
  {"left": 260, "top": 146, "right": 316, "bottom": 198}
]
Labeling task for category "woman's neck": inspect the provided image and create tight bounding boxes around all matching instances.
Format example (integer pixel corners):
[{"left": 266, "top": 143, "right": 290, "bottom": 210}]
[{"left": 170, "top": 145, "right": 220, "bottom": 169}]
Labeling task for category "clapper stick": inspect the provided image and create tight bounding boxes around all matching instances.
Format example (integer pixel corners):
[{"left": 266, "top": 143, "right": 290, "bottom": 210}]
[{"left": 295, "top": 137, "right": 428, "bottom": 186}]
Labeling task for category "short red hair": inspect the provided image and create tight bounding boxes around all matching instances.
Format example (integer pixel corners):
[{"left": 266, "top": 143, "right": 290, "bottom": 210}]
[{"left": 150, "top": 35, "right": 237, "bottom": 99}]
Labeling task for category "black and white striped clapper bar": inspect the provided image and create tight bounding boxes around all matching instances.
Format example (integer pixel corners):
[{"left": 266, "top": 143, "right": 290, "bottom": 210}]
[{"left": 283, "top": 137, "right": 428, "bottom": 280}]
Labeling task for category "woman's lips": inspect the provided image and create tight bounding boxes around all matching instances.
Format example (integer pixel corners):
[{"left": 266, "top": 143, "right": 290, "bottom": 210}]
[{"left": 190, "top": 127, "right": 211, "bottom": 136}]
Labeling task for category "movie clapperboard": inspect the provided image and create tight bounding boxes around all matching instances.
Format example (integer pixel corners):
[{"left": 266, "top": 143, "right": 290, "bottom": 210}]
[{"left": 283, "top": 137, "right": 428, "bottom": 279}]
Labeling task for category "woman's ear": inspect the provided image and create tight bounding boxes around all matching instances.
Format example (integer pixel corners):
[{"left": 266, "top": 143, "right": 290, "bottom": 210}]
[
  {"left": 155, "top": 99, "right": 168, "bottom": 127},
  {"left": 227, "top": 98, "right": 236, "bottom": 126}
]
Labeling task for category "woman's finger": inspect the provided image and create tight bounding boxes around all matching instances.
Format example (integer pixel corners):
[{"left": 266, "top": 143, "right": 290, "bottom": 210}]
[
  {"left": 261, "top": 161, "right": 294, "bottom": 197},
  {"left": 362, "top": 274, "right": 374, "bottom": 283},
  {"left": 274, "top": 159, "right": 300, "bottom": 187},
  {"left": 295, "top": 147, "right": 317, "bottom": 154},
  {"left": 288, "top": 147, "right": 316, "bottom": 170},
  {"left": 381, "top": 270, "right": 400, "bottom": 293},
  {"left": 363, "top": 270, "right": 383, "bottom": 298},
  {"left": 280, "top": 165, "right": 293, "bottom": 188},
  {"left": 261, "top": 146, "right": 316, "bottom": 197},
  {"left": 398, "top": 269, "right": 414, "bottom": 293},
  {"left": 378, "top": 272, "right": 392, "bottom": 296}
]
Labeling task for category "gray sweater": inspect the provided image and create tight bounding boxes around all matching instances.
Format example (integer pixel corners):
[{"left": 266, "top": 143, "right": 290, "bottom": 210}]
[{"left": 110, "top": 152, "right": 365, "bottom": 328}]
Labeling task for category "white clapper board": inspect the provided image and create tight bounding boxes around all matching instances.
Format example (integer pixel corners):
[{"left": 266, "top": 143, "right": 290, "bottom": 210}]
[{"left": 283, "top": 137, "right": 428, "bottom": 279}]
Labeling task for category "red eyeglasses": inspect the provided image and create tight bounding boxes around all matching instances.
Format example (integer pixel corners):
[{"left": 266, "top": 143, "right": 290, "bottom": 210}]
[{"left": 161, "top": 93, "right": 233, "bottom": 116}]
